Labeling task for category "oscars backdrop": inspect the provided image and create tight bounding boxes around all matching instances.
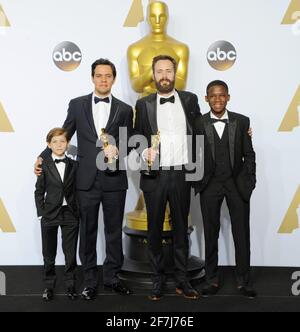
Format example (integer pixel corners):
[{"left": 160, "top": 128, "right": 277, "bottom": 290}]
[{"left": 0, "top": 0, "right": 299, "bottom": 266}]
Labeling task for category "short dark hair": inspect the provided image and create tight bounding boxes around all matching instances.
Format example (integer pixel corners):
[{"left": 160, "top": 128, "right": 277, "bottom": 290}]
[
  {"left": 46, "top": 128, "right": 70, "bottom": 143},
  {"left": 91, "top": 58, "right": 117, "bottom": 78},
  {"left": 152, "top": 55, "right": 177, "bottom": 73},
  {"left": 206, "top": 80, "right": 229, "bottom": 95}
]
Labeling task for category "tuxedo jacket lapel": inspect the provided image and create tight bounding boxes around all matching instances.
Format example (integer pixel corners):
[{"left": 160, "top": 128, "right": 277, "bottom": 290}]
[
  {"left": 46, "top": 160, "right": 63, "bottom": 184},
  {"left": 63, "top": 158, "right": 72, "bottom": 185},
  {"left": 146, "top": 94, "right": 158, "bottom": 134},
  {"left": 228, "top": 112, "right": 237, "bottom": 168},
  {"left": 84, "top": 93, "right": 98, "bottom": 138},
  {"left": 106, "top": 96, "right": 120, "bottom": 132},
  {"left": 203, "top": 114, "right": 215, "bottom": 161},
  {"left": 177, "top": 91, "right": 192, "bottom": 135}
]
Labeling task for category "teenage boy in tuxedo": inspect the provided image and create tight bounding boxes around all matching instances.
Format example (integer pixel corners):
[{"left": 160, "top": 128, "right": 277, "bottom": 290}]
[
  {"left": 194, "top": 81, "right": 257, "bottom": 299},
  {"left": 35, "top": 128, "right": 79, "bottom": 301}
]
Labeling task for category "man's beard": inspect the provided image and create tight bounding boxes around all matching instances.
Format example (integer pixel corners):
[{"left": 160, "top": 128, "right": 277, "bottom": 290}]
[{"left": 155, "top": 78, "right": 175, "bottom": 94}]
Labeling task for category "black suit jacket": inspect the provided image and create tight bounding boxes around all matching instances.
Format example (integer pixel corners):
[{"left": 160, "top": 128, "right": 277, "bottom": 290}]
[
  {"left": 35, "top": 156, "right": 79, "bottom": 221},
  {"left": 134, "top": 90, "right": 201, "bottom": 193},
  {"left": 40, "top": 94, "right": 134, "bottom": 191},
  {"left": 194, "top": 111, "right": 256, "bottom": 202}
]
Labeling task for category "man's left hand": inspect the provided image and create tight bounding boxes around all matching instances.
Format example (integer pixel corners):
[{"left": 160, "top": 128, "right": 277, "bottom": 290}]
[{"left": 104, "top": 145, "right": 119, "bottom": 160}]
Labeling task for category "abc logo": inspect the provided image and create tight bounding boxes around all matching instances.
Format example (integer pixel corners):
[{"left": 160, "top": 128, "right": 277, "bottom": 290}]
[
  {"left": 52, "top": 41, "right": 82, "bottom": 72},
  {"left": 207, "top": 41, "right": 237, "bottom": 71}
]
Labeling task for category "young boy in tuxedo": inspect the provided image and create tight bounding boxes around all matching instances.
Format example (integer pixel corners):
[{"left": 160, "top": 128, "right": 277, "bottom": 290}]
[
  {"left": 35, "top": 128, "right": 79, "bottom": 301},
  {"left": 194, "top": 81, "right": 257, "bottom": 299}
]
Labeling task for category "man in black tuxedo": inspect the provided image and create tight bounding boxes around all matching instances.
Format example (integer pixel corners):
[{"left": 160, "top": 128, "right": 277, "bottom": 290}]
[
  {"left": 135, "top": 55, "right": 201, "bottom": 301},
  {"left": 35, "top": 128, "right": 79, "bottom": 301},
  {"left": 35, "top": 59, "right": 133, "bottom": 300},
  {"left": 194, "top": 80, "right": 257, "bottom": 299}
]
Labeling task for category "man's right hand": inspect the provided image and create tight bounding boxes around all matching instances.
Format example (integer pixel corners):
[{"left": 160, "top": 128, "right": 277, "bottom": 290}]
[
  {"left": 34, "top": 157, "right": 43, "bottom": 176},
  {"left": 142, "top": 148, "right": 159, "bottom": 163}
]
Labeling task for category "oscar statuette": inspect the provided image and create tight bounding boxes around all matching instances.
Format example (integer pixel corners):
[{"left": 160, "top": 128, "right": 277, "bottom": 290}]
[
  {"left": 100, "top": 128, "right": 117, "bottom": 174},
  {"left": 142, "top": 131, "right": 160, "bottom": 177}
]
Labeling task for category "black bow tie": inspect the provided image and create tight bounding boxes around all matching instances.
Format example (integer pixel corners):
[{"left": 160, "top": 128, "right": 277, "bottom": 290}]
[
  {"left": 94, "top": 96, "right": 110, "bottom": 104},
  {"left": 55, "top": 158, "right": 66, "bottom": 164},
  {"left": 211, "top": 118, "right": 228, "bottom": 125},
  {"left": 160, "top": 95, "right": 175, "bottom": 105}
]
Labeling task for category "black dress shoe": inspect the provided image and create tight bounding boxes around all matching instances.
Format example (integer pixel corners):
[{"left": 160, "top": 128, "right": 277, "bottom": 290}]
[
  {"left": 81, "top": 287, "right": 97, "bottom": 301},
  {"left": 42, "top": 288, "right": 54, "bottom": 302},
  {"left": 104, "top": 281, "right": 131, "bottom": 295},
  {"left": 238, "top": 286, "right": 257, "bottom": 299},
  {"left": 149, "top": 280, "right": 164, "bottom": 301},
  {"left": 67, "top": 287, "right": 78, "bottom": 301},
  {"left": 202, "top": 284, "right": 220, "bottom": 297},
  {"left": 176, "top": 281, "right": 200, "bottom": 300}
]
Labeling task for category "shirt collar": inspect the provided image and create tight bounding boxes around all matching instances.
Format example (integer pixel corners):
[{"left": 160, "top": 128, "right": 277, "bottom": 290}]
[
  {"left": 210, "top": 110, "right": 229, "bottom": 120},
  {"left": 157, "top": 90, "right": 176, "bottom": 100},
  {"left": 93, "top": 92, "right": 112, "bottom": 105},
  {"left": 52, "top": 153, "right": 66, "bottom": 161}
]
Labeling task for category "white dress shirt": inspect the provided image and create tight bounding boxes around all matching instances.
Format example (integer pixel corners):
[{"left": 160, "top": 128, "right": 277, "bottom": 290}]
[
  {"left": 92, "top": 93, "right": 111, "bottom": 138},
  {"left": 210, "top": 110, "right": 229, "bottom": 139},
  {"left": 52, "top": 153, "right": 67, "bottom": 206},
  {"left": 157, "top": 91, "right": 188, "bottom": 167}
]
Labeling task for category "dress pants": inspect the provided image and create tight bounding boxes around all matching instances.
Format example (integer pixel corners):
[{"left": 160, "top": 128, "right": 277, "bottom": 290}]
[
  {"left": 41, "top": 206, "right": 79, "bottom": 289},
  {"left": 144, "top": 168, "right": 191, "bottom": 284},
  {"left": 77, "top": 171, "right": 126, "bottom": 289},
  {"left": 200, "top": 178, "right": 251, "bottom": 286}
]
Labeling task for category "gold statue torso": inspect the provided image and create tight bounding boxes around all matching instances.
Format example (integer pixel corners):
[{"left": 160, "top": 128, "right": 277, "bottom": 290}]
[
  {"left": 139, "top": 44, "right": 179, "bottom": 71},
  {"left": 128, "top": 35, "right": 189, "bottom": 96}
]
